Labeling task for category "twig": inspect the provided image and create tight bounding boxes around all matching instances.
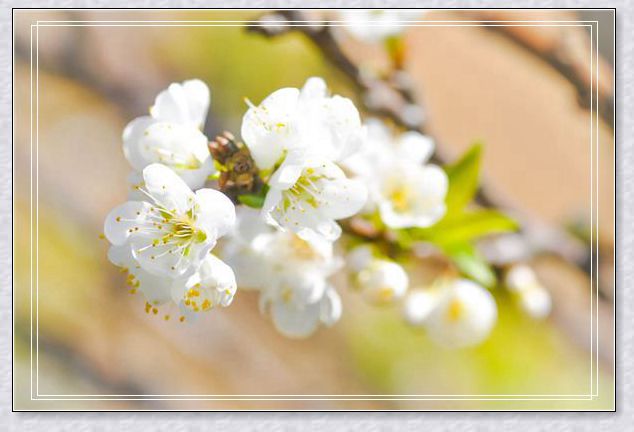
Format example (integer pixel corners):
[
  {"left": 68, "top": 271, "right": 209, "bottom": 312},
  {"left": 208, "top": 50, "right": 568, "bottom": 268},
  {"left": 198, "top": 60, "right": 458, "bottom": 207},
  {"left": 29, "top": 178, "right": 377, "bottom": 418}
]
[{"left": 466, "top": 11, "right": 614, "bottom": 128}]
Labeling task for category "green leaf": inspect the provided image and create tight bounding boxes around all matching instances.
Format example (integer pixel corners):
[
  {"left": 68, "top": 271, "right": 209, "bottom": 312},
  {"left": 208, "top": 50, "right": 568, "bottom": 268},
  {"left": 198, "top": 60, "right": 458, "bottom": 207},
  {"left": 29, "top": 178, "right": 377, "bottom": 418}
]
[
  {"left": 445, "top": 242, "right": 497, "bottom": 288},
  {"left": 444, "top": 142, "right": 483, "bottom": 214},
  {"left": 404, "top": 209, "right": 518, "bottom": 248},
  {"left": 237, "top": 193, "right": 265, "bottom": 209},
  {"left": 425, "top": 210, "right": 518, "bottom": 247}
]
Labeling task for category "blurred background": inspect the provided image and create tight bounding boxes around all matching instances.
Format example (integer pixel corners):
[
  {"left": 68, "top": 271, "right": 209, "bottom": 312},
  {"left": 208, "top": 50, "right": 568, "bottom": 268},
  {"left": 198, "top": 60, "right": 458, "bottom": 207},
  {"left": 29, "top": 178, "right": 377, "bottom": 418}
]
[{"left": 13, "top": 9, "right": 614, "bottom": 410}]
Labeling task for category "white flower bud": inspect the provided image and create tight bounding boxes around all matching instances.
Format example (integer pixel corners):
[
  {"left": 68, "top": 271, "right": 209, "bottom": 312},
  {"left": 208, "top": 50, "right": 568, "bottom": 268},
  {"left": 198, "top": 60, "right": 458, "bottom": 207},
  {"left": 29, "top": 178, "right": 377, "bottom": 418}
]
[
  {"left": 403, "top": 289, "right": 439, "bottom": 326},
  {"left": 356, "top": 259, "right": 409, "bottom": 304},
  {"left": 505, "top": 264, "right": 551, "bottom": 319},
  {"left": 425, "top": 279, "right": 497, "bottom": 348}
]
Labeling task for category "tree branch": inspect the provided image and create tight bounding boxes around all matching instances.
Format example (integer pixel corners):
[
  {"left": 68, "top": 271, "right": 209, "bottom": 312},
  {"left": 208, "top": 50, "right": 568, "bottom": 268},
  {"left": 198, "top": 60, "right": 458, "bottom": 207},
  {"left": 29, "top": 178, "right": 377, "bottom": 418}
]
[{"left": 466, "top": 11, "right": 614, "bottom": 129}]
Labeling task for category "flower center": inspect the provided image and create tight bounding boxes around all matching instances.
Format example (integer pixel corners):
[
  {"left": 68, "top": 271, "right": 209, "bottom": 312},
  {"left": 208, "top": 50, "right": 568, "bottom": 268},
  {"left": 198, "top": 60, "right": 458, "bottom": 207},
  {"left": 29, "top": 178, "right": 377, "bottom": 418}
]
[
  {"left": 183, "top": 283, "right": 214, "bottom": 312},
  {"left": 280, "top": 168, "right": 326, "bottom": 214},
  {"left": 131, "top": 187, "right": 208, "bottom": 259},
  {"left": 389, "top": 183, "right": 413, "bottom": 212},
  {"left": 447, "top": 299, "right": 464, "bottom": 322},
  {"left": 288, "top": 235, "right": 319, "bottom": 261},
  {"left": 151, "top": 209, "right": 207, "bottom": 256}
]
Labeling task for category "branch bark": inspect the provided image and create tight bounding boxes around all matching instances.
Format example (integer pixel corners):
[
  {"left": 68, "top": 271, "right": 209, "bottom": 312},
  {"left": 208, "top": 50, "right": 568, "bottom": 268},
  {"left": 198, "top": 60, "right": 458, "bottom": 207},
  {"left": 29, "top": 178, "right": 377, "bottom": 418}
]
[{"left": 465, "top": 10, "right": 614, "bottom": 129}]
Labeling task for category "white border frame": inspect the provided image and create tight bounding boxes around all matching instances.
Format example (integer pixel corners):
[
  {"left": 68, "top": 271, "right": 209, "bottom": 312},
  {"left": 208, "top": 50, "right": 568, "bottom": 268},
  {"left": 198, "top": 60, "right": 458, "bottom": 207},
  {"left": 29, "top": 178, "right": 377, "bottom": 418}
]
[{"left": 8, "top": 6, "right": 616, "bottom": 415}]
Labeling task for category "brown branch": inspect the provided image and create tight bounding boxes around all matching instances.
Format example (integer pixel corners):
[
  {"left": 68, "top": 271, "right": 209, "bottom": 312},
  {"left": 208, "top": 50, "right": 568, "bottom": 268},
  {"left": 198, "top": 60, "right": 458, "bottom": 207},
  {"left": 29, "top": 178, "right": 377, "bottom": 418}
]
[{"left": 465, "top": 11, "right": 614, "bottom": 129}]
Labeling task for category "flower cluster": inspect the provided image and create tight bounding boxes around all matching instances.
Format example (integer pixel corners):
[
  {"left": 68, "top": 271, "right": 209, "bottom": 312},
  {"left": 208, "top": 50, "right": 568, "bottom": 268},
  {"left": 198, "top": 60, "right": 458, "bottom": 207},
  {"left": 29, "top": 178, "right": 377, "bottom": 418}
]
[
  {"left": 223, "top": 208, "right": 342, "bottom": 338},
  {"left": 104, "top": 81, "right": 237, "bottom": 322},
  {"left": 242, "top": 77, "right": 368, "bottom": 242},
  {"left": 102, "top": 76, "right": 532, "bottom": 346}
]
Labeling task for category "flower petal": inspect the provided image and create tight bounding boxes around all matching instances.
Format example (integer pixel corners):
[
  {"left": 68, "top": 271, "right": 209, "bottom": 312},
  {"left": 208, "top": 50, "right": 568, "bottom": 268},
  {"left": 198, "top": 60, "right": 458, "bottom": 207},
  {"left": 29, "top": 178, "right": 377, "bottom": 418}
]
[
  {"left": 175, "top": 254, "right": 237, "bottom": 313},
  {"left": 241, "top": 87, "right": 300, "bottom": 170},
  {"left": 151, "top": 79, "right": 210, "bottom": 128},
  {"left": 122, "top": 116, "right": 158, "bottom": 171},
  {"left": 142, "top": 163, "right": 195, "bottom": 214},
  {"left": 319, "top": 287, "right": 342, "bottom": 327},
  {"left": 397, "top": 131, "right": 434, "bottom": 165},
  {"left": 108, "top": 244, "right": 173, "bottom": 305},
  {"left": 104, "top": 201, "right": 152, "bottom": 245},
  {"left": 130, "top": 233, "right": 213, "bottom": 278},
  {"left": 198, "top": 254, "right": 237, "bottom": 307},
  {"left": 267, "top": 150, "right": 306, "bottom": 190},
  {"left": 195, "top": 188, "right": 236, "bottom": 238},
  {"left": 131, "top": 122, "right": 213, "bottom": 189},
  {"left": 181, "top": 79, "right": 211, "bottom": 129},
  {"left": 270, "top": 298, "right": 322, "bottom": 339},
  {"left": 318, "top": 175, "right": 368, "bottom": 220},
  {"left": 300, "top": 76, "right": 327, "bottom": 100}
]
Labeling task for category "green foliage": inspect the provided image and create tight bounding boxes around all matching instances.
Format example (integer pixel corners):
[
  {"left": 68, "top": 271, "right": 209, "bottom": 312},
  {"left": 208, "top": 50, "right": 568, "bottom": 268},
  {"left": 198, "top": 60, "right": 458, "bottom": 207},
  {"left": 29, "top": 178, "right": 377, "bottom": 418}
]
[
  {"left": 408, "top": 209, "right": 518, "bottom": 249},
  {"left": 444, "top": 142, "right": 483, "bottom": 214},
  {"left": 237, "top": 193, "right": 265, "bottom": 208},
  {"left": 445, "top": 242, "right": 497, "bottom": 288}
]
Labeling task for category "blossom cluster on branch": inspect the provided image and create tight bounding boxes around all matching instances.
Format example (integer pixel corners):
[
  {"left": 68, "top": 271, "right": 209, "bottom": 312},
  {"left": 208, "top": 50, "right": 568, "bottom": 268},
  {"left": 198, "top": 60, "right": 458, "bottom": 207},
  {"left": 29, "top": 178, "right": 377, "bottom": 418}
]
[{"left": 102, "top": 72, "right": 550, "bottom": 347}]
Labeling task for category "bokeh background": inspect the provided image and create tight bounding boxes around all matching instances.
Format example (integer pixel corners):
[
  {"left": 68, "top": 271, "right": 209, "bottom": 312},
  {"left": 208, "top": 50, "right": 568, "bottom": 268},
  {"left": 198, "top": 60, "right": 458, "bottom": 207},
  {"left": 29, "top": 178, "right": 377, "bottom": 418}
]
[{"left": 13, "top": 9, "right": 614, "bottom": 410}]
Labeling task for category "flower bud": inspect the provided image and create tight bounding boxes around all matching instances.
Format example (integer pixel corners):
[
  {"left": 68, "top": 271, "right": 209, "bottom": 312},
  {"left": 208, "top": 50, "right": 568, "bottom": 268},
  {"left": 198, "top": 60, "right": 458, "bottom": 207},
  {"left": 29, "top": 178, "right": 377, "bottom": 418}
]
[
  {"left": 505, "top": 264, "right": 551, "bottom": 319},
  {"left": 425, "top": 279, "right": 497, "bottom": 348},
  {"left": 355, "top": 259, "right": 409, "bottom": 304}
]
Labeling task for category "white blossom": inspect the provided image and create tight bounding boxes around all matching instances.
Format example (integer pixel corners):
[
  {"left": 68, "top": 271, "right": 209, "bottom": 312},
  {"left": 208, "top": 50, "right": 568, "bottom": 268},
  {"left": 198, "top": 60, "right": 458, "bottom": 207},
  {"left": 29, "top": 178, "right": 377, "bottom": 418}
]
[
  {"left": 339, "top": 10, "right": 427, "bottom": 43},
  {"left": 260, "top": 271, "right": 342, "bottom": 339},
  {"left": 104, "top": 163, "right": 236, "bottom": 279},
  {"left": 347, "top": 246, "right": 409, "bottom": 304},
  {"left": 123, "top": 79, "right": 215, "bottom": 190},
  {"left": 222, "top": 208, "right": 343, "bottom": 337},
  {"left": 342, "top": 119, "right": 448, "bottom": 229},
  {"left": 262, "top": 155, "right": 367, "bottom": 242},
  {"left": 505, "top": 264, "right": 551, "bottom": 319},
  {"left": 241, "top": 77, "right": 364, "bottom": 170},
  {"left": 424, "top": 279, "right": 497, "bottom": 348},
  {"left": 173, "top": 254, "right": 237, "bottom": 318},
  {"left": 242, "top": 77, "right": 368, "bottom": 241}
]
